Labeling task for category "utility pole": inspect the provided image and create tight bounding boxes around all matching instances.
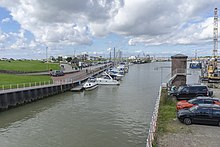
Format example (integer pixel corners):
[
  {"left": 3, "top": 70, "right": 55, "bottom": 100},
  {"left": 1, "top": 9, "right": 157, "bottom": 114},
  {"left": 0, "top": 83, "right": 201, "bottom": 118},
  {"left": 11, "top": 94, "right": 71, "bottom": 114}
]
[
  {"left": 213, "top": 7, "right": 218, "bottom": 58},
  {"left": 46, "top": 46, "right": 49, "bottom": 70}
]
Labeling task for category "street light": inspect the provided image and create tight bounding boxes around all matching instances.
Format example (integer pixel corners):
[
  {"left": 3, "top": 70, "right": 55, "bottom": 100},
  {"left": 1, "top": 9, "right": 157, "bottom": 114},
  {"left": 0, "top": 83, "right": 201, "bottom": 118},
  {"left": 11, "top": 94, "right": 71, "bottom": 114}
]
[{"left": 154, "top": 66, "right": 171, "bottom": 84}]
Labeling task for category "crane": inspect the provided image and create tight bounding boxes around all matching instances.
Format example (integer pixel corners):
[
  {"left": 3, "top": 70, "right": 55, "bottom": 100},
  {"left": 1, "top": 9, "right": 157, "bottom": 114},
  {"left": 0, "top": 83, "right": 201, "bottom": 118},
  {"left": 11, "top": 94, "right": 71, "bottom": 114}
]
[{"left": 207, "top": 8, "right": 219, "bottom": 82}]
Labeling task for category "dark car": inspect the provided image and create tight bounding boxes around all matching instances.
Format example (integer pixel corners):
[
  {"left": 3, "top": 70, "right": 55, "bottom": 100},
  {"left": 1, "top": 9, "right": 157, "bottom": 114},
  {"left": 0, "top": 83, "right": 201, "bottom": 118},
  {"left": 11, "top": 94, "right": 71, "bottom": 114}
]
[
  {"left": 171, "top": 85, "right": 213, "bottom": 100},
  {"left": 50, "top": 70, "right": 64, "bottom": 76},
  {"left": 177, "top": 104, "right": 220, "bottom": 126}
]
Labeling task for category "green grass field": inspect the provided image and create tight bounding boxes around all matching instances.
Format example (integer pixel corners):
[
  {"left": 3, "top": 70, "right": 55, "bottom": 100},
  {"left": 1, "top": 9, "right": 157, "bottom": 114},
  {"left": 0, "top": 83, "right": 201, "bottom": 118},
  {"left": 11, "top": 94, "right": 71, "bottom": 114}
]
[
  {"left": 0, "top": 74, "right": 52, "bottom": 89},
  {"left": 0, "top": 60, "right": 60, "bottom": 72}
]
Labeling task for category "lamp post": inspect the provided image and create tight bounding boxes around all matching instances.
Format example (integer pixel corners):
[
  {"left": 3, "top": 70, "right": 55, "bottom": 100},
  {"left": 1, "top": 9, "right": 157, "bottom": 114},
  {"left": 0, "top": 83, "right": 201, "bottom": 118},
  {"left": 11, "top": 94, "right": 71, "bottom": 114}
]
[{"left": 154, "top": 66, "right": 171, "bottom": 84}]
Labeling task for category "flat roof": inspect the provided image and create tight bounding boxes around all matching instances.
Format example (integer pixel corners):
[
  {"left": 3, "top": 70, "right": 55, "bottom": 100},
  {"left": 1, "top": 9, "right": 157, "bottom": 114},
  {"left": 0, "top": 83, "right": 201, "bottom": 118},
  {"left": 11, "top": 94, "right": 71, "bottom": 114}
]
[{"left": 171, "top": 54, "right": 188, "bottom": 58}]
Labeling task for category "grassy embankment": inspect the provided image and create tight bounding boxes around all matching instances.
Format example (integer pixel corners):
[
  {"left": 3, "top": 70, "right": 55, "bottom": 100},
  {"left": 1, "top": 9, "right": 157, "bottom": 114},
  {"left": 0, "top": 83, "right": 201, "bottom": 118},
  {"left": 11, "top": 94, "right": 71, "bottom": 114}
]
[
  {"left": 0, "top": 60, "right": 59, "bottom": 72},
  {"left": 153, "top": 89, "right": 191, "bottom": 146},
  {"left": 0, "top": 74, "right": 52, "bottom": 89},
  {"left": 0, "top": 60, "right": 60, "bottom": 89}
]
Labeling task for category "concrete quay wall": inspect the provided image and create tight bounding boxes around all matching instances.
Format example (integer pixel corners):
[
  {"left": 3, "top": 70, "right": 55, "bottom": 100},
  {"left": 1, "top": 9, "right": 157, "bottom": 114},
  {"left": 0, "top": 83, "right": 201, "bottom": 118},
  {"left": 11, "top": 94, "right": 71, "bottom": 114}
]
[{"left": 0, "top": 82, "right": 78, "bottom": 109}]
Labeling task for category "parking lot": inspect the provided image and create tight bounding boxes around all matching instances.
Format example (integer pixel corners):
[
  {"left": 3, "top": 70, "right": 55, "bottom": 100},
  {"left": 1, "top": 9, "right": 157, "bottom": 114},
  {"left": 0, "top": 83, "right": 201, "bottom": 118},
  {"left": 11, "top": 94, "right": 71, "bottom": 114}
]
[
  {"left": 158, "top": 122, "right": 220, "bottom": 147},
  {"left": 157, "top": 88, "right": 220, "bottom": 147}
]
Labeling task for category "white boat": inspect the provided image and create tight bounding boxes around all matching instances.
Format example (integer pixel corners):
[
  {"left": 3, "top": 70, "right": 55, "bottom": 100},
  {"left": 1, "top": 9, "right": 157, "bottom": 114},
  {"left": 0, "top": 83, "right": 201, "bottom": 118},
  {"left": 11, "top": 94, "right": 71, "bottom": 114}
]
[
  {"left": 96, "top": 72, "right": 120, "bottom": 85},
  {"left": 108, "top": 71, "right": 124, "bottom": 80},
  {"left": 118, "top": 63, "right": 129, "bottom": 73},
  {"left": 83, "top": 78, "right": 98, "bottom": 90},
  {"left": 109, "top": 67, "right": 124, "bottom": 75},
  {"left": 117, "top": 65, "right": 129, "bottom": 74}
]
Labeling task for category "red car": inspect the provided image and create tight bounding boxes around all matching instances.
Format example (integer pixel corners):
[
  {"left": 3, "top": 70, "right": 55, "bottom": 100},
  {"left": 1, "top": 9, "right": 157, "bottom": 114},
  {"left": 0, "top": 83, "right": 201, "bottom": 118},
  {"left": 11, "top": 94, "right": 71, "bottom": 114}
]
[{"left": 176, "top": 97, "right": 220, "bottom": 110}]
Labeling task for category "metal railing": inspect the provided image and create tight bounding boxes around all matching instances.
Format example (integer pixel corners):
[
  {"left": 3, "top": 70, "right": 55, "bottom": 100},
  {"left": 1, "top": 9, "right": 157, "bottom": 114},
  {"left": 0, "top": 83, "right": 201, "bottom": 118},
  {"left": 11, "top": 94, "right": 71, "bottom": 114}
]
[
  {"left": 0, "top": 80, "right": 53, "bottom": 91},
  {"left": 146, "top": 86, "right": 162, "bottom": 147}
]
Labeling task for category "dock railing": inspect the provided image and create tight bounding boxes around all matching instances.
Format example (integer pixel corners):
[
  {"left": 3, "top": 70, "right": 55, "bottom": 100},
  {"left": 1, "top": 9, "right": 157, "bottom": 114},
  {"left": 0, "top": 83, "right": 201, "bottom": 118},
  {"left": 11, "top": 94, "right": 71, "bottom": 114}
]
[
  {"left": 0, "top": 80, "right": 54, "bottom": 91},
  {"left": 146, "top": 86, "right": 162, "bottom": 147}
]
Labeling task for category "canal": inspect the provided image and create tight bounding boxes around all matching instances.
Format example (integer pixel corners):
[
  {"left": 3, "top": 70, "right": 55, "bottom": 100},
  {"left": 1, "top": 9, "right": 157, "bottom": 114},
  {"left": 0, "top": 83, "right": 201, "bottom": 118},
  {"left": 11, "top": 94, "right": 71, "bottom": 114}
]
[{"left": 0, "top": 62, "right": 170, "bottom": 147}]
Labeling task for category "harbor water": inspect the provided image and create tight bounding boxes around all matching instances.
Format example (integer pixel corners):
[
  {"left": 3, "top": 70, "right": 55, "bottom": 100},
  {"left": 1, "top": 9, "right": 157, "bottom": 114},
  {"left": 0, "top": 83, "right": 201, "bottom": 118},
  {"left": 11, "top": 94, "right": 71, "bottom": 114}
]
[{"left": 0, "top": 62, "right": 170, "bottom": 147}]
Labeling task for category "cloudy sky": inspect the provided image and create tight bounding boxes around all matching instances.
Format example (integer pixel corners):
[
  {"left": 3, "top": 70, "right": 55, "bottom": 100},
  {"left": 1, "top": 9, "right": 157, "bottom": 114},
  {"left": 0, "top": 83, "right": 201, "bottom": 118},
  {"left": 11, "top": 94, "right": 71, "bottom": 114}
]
[{"left": 0, "top": 0, "right": 220, "bottom": 59}]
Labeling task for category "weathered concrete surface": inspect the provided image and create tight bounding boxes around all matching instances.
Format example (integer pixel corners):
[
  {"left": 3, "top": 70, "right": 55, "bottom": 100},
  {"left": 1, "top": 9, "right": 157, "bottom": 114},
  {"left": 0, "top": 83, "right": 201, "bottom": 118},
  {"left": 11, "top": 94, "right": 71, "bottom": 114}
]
[{"left": 157, "top": 120, "right": 220, "bottom": 147}]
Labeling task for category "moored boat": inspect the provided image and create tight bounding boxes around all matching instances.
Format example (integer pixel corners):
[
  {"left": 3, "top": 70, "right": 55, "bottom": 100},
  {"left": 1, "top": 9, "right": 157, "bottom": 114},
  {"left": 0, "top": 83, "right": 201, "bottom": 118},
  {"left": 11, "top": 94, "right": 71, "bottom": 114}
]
[
  {"left": 83, "top": 77, "right": 98, "bottom": 90},
  {"left": 96, "top": 72, "right": 120, "bottom": 85},
  {"left": 108, "top": 71, "right": 124, "bottom": 80}
]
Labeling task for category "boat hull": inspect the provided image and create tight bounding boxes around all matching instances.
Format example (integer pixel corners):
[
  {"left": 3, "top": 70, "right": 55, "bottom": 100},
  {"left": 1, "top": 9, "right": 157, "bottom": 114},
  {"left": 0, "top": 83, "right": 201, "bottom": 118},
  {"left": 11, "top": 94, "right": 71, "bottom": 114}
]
[
  {"left": 84, "top": 84, "right": 98, "bottom": 91},
  {"left": 96, "top": 79, "right": 120, "bottom": 85}
]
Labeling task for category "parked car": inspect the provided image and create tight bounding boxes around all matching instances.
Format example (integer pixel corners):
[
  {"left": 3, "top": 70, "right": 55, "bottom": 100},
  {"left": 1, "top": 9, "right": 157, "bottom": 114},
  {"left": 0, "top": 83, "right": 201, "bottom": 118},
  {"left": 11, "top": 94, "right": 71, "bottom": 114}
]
[
  {"left": 177, "top": 104, "right": 220, "bottom": 126},
  {"left": 50, "top": 70, "right": 64, "bottom": 76},
  {"left": 176, "top": 97, "right": 220, "bottom": 110},
  {"left": 171, "top": 85, "right": 213, "bottom": 100}
]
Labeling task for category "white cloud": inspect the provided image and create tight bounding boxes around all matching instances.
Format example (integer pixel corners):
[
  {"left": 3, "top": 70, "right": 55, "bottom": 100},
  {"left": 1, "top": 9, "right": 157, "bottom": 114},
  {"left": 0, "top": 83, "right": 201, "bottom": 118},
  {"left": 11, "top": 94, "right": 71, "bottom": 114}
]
[
  {"left": 128, "top": 39, "right": 135, "bottom": 46},
  {"left": 127, "top": 17, "right": 218, "bottom": 46},
  {"left": 0, "top": 29, "right": 9, "bottom": 42},
  {"left": 1, "top": 17, "right": 10, "bottom": 23},
  {"left": 0, "top": 0, "right": 220, "bottom": 54},
  {"left": 0, "top": 0, "right": 123, "bottom": 45},
  {"left": 111, "top": 0, "right": 220, "bottom": 36},
  {"left": 107, "top": 47, "right": 112, "bottom": 51},
  {"left": 135, "top": 50, "right": 142, "bottom": 53}
]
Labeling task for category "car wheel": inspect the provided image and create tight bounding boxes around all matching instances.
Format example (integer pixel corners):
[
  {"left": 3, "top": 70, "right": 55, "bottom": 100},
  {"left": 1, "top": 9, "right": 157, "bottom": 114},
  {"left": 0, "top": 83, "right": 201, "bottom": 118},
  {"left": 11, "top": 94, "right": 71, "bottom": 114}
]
[
  {"left": 183, "top": 118, "right": 192, "bottom": 125},
  {"left": 218, "top": 121, "right": 220, "bottom": 127}
]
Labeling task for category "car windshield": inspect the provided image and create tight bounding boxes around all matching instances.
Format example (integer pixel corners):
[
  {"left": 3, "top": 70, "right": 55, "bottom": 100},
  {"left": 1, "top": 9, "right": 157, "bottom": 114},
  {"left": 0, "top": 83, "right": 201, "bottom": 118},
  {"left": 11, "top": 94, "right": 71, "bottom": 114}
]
[
  {"left": 188, "top": 98, "right": 197, "bottom": 103},
  {"left": 189, "top": 105, "right": 198, "bottom": 112},
  {"left": 177, "top": 86, "right": 184, "bottom": 92}
]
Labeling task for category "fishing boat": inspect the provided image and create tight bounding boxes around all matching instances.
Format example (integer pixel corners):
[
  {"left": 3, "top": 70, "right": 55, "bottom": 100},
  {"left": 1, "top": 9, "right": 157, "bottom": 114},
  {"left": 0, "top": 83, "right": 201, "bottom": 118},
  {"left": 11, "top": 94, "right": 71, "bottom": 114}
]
[
  {"left": 96, "top": 72, "right": 120, "bottom": 85},
  {"left": 83, "top": 77, "right": 98, "bottom": 90}
]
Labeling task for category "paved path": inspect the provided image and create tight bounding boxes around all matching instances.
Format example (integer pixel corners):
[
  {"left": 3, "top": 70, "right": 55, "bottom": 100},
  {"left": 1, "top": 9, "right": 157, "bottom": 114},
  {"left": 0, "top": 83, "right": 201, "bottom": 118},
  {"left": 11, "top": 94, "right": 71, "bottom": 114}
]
[
  {"left": 24, "top": 64, "right": 109, "bottom": 76},
  {"left": 52, "top": 64, "right": 110, "bottom": 83},
  {"left": 158, "top": 121, "right": 220, "bottom": 147}
]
